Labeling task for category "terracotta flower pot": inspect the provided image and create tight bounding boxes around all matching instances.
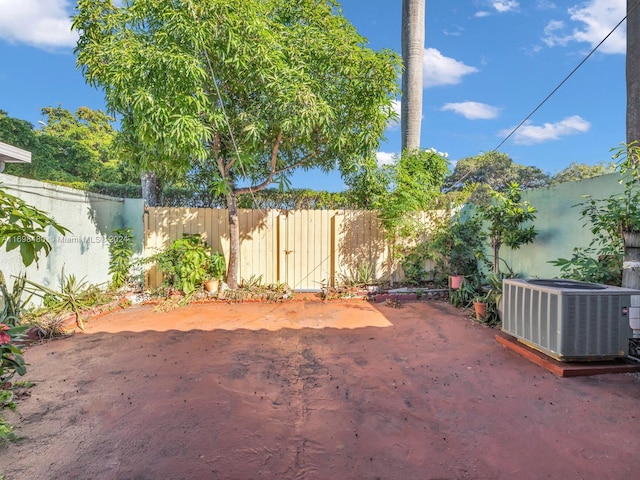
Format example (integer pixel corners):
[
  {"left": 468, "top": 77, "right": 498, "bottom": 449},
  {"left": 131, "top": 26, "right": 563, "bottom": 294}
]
[
  {"left": 449, "top": 275, "right": 464, "bottom": 290},
  {"left": 203, "top": 279, "right": 220, "bottom": 293},
  {"left": 473, "top": 301, "right": 487, "bottom": 321}
]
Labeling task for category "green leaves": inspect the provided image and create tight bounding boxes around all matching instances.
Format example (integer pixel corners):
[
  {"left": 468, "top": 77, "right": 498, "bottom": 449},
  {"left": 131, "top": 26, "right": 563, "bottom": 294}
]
[
  {"left": 0, "top": 324, "right": 29, "bottom": 383},
  {"left": 0, "top": 108, "right": 130, "bottom": 185},
  {"left": 477, "top": 183, "right": 537, "bottom": 273},
  {"left": 23, "top": 269, "right": 106, "bottom": 331},
  {"left": 0, "top": 185, "right": 71, "bottom": 267},
  {"left": 151, "top": 234, "right": 213, "bottom": 296},
  {"left": 377, "top": 148, "right": 449, "bottom": 239},
  {"left": 445, "top": 151, "right": 549, "bottom": 192},
  {"left": 108, "top": 228, "right": 135, "bottom": 290},
  {"left": 73, "top": 0, "right": 400, "bottom": 189}
]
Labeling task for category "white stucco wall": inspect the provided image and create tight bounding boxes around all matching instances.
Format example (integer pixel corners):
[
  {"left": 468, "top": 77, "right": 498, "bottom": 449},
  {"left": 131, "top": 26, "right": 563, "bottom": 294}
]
[{"left": 0, "top": 173, "right": 144, "bottom": 301}]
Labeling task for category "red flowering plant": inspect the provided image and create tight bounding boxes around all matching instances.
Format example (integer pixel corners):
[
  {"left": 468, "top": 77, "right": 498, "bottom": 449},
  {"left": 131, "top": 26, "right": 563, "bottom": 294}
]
[{"left": 0, "top": 323, "right": 27, "bottom": 388}]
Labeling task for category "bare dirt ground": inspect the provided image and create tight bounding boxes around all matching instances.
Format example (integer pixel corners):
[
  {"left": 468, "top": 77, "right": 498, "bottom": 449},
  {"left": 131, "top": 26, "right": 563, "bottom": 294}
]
[{"left": 1, "top": 299, "right": 639, "bottom": 480}]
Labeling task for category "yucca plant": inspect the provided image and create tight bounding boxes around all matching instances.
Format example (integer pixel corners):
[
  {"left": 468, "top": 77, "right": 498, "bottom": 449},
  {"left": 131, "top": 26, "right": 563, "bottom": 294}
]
[{"left": 24, "top": 269, "right": 102, "bottom": 331}]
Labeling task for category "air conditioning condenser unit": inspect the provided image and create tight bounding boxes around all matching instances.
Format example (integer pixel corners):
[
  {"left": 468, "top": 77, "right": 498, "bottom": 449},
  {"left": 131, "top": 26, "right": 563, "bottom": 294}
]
[{"left": 502, "top": 278, "right": 639, "bottom": 362}]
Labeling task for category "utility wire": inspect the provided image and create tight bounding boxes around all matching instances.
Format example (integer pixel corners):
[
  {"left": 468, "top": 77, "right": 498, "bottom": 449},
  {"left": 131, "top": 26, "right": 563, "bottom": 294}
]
[{"left": 493, "top": 4, "right": 638, "bottom": 152}]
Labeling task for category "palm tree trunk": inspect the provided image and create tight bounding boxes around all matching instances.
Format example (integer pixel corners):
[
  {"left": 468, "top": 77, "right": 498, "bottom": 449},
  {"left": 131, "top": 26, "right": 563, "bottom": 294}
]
[
  {"left": 624, "top": 0, "right": 640, "bottom": 288},
  {"left": 401, "top": 0, "right": 425, "bottom": 151},
  {"left": 628, "top": 0, "right": 640, "bottom": 149}
]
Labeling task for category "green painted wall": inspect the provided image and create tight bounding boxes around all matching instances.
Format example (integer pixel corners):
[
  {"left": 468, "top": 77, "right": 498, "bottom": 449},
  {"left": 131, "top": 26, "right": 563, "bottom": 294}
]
[{"left": 501, "top": 173, "right": 625, "bottom": 279}]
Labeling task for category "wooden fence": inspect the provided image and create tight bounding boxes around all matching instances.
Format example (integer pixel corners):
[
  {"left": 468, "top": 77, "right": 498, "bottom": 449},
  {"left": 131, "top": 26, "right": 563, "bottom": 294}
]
[{"left": 144, "top": 207, "right": 441, "bottom": 290}]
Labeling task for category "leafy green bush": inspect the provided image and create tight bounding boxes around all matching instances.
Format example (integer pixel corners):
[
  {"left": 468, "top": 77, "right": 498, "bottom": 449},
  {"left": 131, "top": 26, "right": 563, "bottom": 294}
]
[
  {"left": 0, "top": 272, "right": 27, "bottom": 327},
  {"left": 0, "top": 184, "right": 70, "bottom": 444},
  {"left": 548, "top": 148, "right": 640, "bottom": 286},
  {"left": 108, "top": 228, "right": 135, "bottom": 289},
  {"left": 152, "top": 235, "right": 212, "bottom": 296},
  {"left": 208, "top": 251, "right": 226, "bottom": 281},
  {"left": 423, "top": 213, "right": 488, "bottom": 286},
  {"left": 0, "top": 324, "right": 27, "bottom": 385},
  {"left": 1, "top": 323, "right": 28, "bottom": 444}
]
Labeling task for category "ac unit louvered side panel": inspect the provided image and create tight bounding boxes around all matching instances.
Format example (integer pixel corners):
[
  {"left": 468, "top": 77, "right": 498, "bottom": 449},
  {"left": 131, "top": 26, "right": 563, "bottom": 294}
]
[
  {"left": 503, "top": 283, "right": 560, "bottom": 356},
  {"left": 560, "top": 295, "right": 626, "bottom": 357}
]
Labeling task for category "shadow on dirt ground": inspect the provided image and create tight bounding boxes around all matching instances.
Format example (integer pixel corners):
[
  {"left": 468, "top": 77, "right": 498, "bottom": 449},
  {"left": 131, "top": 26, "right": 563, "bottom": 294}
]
[{"left": 1, "top": 300, "right": 639, "bottom": 480}]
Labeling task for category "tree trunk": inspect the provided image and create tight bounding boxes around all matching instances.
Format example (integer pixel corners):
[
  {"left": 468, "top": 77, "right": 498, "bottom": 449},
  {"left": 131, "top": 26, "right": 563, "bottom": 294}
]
[
  {"left": 226, "top": 189, "right": 240, "bottom": 290},
  {"left": 624, "top": 0, "right": 640, "bottom": 288},
  {"left": 627, "top": 0, "right": 640, "bottom": 149},
  {"left": 492, "top": 239, "right": 501, "bottom": 274},
  {"left": 140, "top": 171, "right": 162, "bottom": 207},
  {"left": 401, "top": 0, "right": 425, "bottom": 151}
]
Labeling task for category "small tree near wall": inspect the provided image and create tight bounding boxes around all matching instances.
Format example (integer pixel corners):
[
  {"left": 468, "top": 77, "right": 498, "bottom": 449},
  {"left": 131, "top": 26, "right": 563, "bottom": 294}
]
[{"left": 478, "top": 183, "right": 537, "bottom": 274}]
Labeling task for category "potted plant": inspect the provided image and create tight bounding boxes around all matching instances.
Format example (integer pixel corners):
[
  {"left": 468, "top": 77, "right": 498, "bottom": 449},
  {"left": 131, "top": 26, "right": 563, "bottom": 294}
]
[
  {"left": 204, "top": 251, "right": 226, "bottom": 293},
  {"left": 448, "top": 276, "right": 479, "bottom": 308},
  {"left": 472, "top": 293, "right": 488, "bottom": 321},
  {"left": 480, "top": 271, "right": 513, "bottom": 325}
]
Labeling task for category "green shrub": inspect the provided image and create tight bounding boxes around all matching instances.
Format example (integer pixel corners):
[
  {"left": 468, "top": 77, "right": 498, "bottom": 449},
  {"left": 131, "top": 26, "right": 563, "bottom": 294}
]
[{"left": 108, "top": 228, "right": 135, "bottom": 289}]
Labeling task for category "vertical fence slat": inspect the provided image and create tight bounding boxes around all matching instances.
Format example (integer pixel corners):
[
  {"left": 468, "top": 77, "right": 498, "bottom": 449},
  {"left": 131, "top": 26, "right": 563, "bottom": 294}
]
[{"left": 277, "top": 213, "right": 286, "bottom": 285}]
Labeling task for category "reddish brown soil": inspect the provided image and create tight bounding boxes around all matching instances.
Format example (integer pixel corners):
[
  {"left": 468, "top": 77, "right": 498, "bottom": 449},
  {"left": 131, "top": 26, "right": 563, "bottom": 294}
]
[{"left": 1, "top": 299, "right": 639, "bottom": 479}]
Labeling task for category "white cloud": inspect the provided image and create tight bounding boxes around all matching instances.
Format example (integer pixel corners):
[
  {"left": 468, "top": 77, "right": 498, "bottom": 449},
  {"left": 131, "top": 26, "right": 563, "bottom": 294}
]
[
  {"left": 423, "top": 48, "right": 478, "bottom": 87},
  {"left": 441, "top": 101, "right": 500, "bottom": 120},
  {"left": 475, "top": 0, "right": 520, "bottom": 16},
  {"left": 500, "top": 115, "right": 591, "bottom": 145},
  {"left": 443, "top": 25, "right": 464, "bottom": 37},
  {"left": 542, "top": 0, "right": 625, "bottom": 54},
  {"left": 493, "top": 1, "right": 520, "bottom": 13},
  {"left": 0, "top": 0, "right": 77, "bottom": 49},
  {"left": 376, "top": 151, "right": 397, "bottom": 167},
  {"left": 536, "top": 0, "right": 556, "bottom": 10}
]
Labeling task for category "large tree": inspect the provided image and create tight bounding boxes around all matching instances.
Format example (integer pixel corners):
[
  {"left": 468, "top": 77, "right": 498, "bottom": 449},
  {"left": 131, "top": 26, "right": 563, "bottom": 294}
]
[
  {"left": 73, "top": 0, "right": 400, "bottom": 288},
  {"left": 550, "top": 161, "right": 616, "bottom": 185},
  {"left": 39, "top": 106, "right": 136, "bottom": 184},
  {"left": 0, "top": 110, "right": 101, "bottom": 183},
  {"left": 445, "top": 151, "right": 549, "bottom": 192},
  {"left": 401, "top": 0, "right": 425, "bottom": 151}
]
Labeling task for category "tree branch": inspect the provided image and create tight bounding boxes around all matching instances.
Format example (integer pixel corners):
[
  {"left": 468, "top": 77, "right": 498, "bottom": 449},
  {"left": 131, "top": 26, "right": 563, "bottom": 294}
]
[{"left": 235, "top": 134, "right": 322, "bottom": 195}]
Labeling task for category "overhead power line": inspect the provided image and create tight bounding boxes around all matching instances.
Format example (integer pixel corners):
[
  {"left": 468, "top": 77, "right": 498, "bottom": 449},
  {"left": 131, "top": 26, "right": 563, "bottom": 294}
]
[{"left": 493, "top": 3, "right": 639, "bottom": 152}]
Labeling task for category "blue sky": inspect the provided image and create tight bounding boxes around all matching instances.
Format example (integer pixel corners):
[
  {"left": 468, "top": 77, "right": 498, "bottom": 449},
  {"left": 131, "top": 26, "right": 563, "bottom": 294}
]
[{"left": 0, "top": 0, "right": 628, "bottom": 192}]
